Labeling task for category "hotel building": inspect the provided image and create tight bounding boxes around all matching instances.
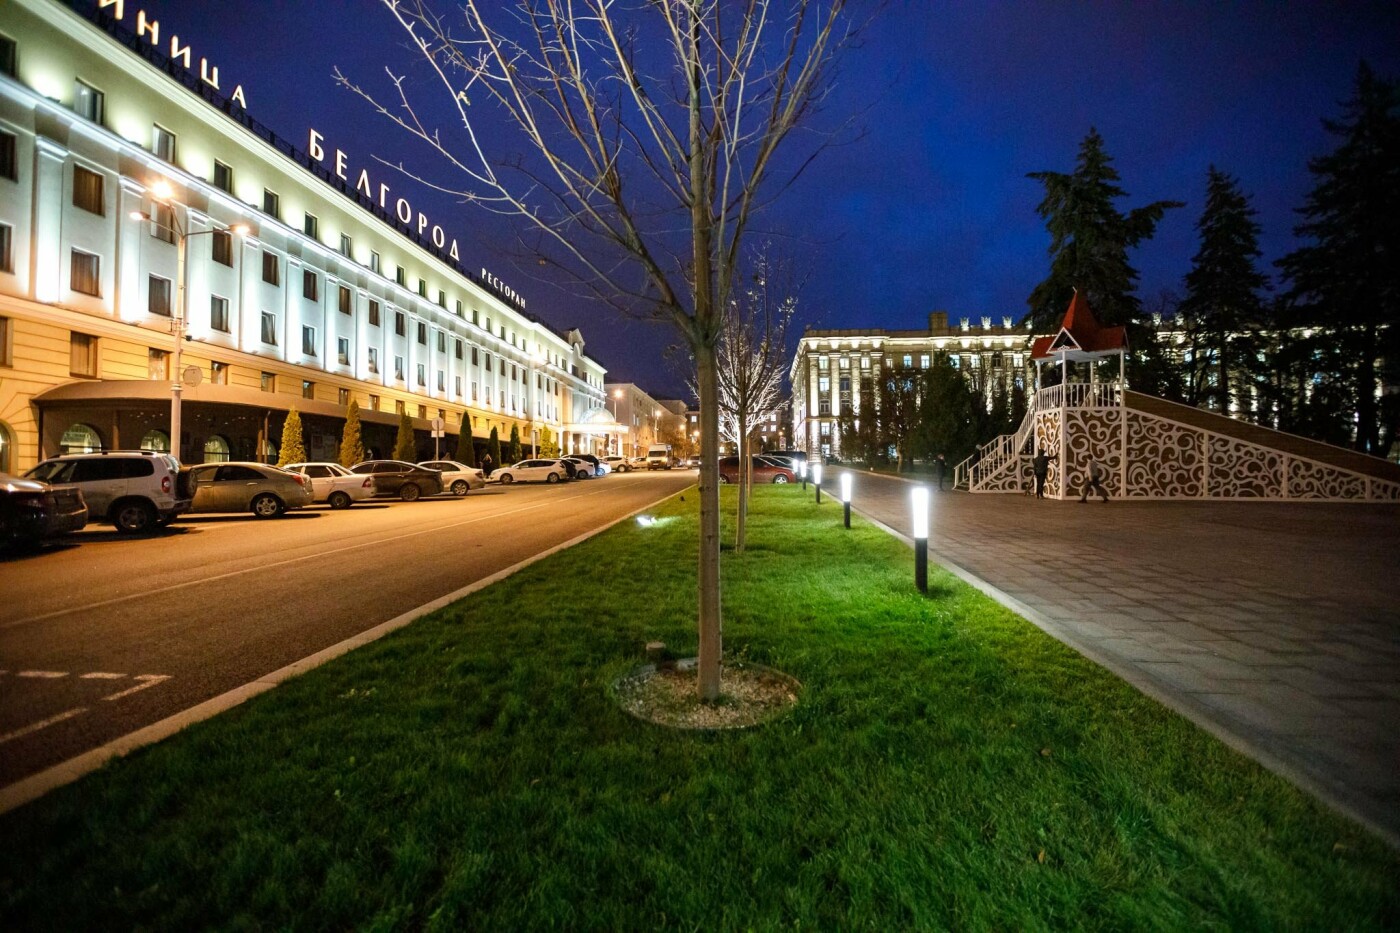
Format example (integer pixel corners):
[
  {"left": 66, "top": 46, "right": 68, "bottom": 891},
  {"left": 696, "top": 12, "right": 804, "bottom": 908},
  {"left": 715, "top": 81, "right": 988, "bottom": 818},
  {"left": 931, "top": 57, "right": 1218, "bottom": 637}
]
[{"left": 0, "top": 0, "right": 619, "bottom": 474}]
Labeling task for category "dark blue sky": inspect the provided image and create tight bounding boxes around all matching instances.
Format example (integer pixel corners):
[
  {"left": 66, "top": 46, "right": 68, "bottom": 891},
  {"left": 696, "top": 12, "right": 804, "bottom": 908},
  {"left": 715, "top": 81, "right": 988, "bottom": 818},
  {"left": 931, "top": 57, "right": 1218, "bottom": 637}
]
[{"left": 125, "top": 1, "right": 1400, "bottom": 398}]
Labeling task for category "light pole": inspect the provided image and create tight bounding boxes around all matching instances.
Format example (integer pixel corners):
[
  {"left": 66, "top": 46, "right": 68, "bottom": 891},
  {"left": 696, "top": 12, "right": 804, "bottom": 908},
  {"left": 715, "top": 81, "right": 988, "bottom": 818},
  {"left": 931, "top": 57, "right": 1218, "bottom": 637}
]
[
  {"left": 653, "top": 408, "right": 662, "bottom": 450},
  {"left": 912, "top": 486, "right": 930, "bottom": 592},
  {"left": 130, "top": 180, "right": 247, "bottom": 462},
  {"left": 610, "top": 389, "right": 623, "bottom": 456}
]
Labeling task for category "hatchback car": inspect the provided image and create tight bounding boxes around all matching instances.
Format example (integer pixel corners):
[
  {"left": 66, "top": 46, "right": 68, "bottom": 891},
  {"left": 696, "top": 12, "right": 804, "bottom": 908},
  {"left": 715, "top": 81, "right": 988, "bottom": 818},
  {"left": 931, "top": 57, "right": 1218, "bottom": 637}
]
[
  {"left": 283, "top": 462, "right": 377, "bottom": 509},
  {"left": 562, "top": 456, "right": 597, "bottom": 478},
  {"left": 349, "top": 460, "right": 444, "bottom": 500},
  {"left": 717, "top": 455, "right": 795, "bottom": 484},
  {"left": 493, "top": 459, "right": 567, "bottom": 484},
  {"left": 418, "top": 460, "right": 486, "bottom": 496},
  {"left": 26, "top": 450, "right": 189, "bottom": 534},
  {"left": 602, "top": 455, "right": 633, "bottom": 473},
  {"left": 183, "top": 462, "right": 314, "bottom": 518},
  {"left": 1, "top": 473, "right": 87, "bottom": 549}
]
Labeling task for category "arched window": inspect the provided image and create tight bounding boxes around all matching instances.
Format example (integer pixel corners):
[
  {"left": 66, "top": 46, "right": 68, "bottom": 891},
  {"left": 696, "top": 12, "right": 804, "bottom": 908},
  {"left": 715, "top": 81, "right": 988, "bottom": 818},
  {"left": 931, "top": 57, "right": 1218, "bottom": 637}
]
[
  {"left": 60, "top": 423, "right": 102, "bottom": 454},
  {"left": 139, "top": 429, "right": 170, "bottom": 453},
  {"left": 203, "top": 435, "right": 231, "bottom": 463},
  {"left": 0, "top": 421, "right": 13, "bottom": 473}
]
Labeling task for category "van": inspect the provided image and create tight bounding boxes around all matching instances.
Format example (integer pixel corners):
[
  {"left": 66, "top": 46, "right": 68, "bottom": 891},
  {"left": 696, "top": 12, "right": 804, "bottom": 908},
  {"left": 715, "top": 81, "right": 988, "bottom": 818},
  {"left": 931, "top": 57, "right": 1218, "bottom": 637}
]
[{"left": 646, "top": 444, "right": 673, "bottom": 470}]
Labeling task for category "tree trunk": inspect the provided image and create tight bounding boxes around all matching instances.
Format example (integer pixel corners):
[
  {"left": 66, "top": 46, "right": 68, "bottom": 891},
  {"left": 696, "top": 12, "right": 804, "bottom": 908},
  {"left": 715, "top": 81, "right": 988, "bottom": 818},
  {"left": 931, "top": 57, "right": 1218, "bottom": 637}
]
[
  {"left": 736, "top": 415, "right": 748, "bottom": 552},
  {"left": 695, "top": 340, "right": 723, "bottom": 702}
]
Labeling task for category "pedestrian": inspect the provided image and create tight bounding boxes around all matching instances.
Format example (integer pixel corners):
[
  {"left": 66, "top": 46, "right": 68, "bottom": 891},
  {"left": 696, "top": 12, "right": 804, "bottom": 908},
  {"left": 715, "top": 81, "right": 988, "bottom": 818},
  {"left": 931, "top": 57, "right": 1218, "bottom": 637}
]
[
  {"left": 1031, "top": 449, "right": 1056, "bottom": 499},
  {"left": 934, "top": 453, "right": 947, "bottom": 490},
  {"left": 482, "top": 452, "right": 493, "bottom": 478},
  {"left": 1079, "top": 456, "right": 1110, "bottom": 503}
]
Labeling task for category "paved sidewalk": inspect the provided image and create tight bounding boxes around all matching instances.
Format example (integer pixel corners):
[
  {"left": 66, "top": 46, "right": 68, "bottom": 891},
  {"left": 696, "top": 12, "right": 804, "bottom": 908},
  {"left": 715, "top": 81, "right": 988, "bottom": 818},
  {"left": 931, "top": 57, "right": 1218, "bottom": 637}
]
[{"left": 841, "top": 469, "right": 1400, "bottom": 846}]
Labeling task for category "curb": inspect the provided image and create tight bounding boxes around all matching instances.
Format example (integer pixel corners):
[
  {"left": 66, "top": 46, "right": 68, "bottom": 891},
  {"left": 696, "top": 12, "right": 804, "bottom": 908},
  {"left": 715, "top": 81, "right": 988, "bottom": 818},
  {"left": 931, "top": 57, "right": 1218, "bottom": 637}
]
[{"left": 0, "top": 484, "right": 694, "bottom": 816}]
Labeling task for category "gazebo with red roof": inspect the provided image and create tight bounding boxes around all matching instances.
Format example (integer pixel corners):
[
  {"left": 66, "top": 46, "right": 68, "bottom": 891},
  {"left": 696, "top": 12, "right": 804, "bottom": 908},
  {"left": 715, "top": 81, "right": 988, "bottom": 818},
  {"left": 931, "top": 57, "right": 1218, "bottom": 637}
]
[{"left": 1029, "top": 291, "right": 1129, "bottom": 394}]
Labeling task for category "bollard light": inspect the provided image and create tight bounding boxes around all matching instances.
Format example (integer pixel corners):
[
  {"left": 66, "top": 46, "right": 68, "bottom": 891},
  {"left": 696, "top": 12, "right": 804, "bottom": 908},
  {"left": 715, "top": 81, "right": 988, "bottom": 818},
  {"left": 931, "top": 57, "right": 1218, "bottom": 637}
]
[
  {"left": 911, "top": 486, "right": 930, "bottom": 592},
  {"left": 799, "top": 460, "right": 807, "bottom": 490},
  {"left": 840, "top": 472, "right": 852, "bottom": 529},
  {"left": 812, "top": 462, "right": 824, "bottom": 503}
]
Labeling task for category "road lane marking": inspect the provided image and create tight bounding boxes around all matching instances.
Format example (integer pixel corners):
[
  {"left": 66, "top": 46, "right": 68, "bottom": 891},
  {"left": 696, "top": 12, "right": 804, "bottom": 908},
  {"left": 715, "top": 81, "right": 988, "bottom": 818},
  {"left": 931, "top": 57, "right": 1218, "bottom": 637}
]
[
  {"left": 1, "top": 486, "right": 642, "bottom": 630},
  {"left": 100, "top": 675, "right": 171, "bottom": 701},
  {"left": 0, "top": 708, "right": 88, "bottom": 745},
  {"left": 80, "top": 672, "right": 126, "bottom": 679},
  {"left": 17, "top": 671, "right": 67, "bottom": 679}
]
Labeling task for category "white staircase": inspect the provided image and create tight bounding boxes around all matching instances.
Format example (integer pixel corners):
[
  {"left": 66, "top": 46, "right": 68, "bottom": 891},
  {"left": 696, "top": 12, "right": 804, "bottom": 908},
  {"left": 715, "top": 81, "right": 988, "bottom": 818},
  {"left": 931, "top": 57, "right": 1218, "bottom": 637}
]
[{"left": 953, "top": 398, "right": 1037, "bottom": 492}]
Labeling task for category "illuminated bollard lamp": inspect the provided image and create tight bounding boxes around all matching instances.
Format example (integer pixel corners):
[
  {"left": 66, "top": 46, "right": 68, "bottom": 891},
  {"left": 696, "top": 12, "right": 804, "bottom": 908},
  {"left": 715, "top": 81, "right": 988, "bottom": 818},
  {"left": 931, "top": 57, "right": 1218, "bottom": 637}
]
[
  {"left": 912, "top": 486, "right": 930, "bottom": 592},
  {"left": 799, "top": 460, "right": 808, "bottom": 490},
  {"left": 840, "top": 472, "right": 852, "bottom": 529},
  {"left": 812, "top": 462, "right": 824, "bottom": 504}
]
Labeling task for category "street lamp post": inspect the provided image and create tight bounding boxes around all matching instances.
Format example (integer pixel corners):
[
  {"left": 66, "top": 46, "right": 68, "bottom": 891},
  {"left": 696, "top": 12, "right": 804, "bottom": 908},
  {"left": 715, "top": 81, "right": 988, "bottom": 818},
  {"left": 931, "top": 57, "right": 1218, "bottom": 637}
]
[
  {"left": 130, "top": 180, "right": 247, "bottom": 462},
  {"left": 610, "top": 389, "right": 623, "bottom": 456}
]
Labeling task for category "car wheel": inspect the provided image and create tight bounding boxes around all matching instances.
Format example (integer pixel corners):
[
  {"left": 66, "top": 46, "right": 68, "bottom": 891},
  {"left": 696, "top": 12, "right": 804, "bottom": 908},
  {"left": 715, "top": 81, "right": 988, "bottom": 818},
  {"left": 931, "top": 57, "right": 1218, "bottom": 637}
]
[
  {"left": 499, "top": 474, "right": 514, "bottom": 485},
  {"left": 113, "top": 499, "right": 157, "bottom": 535},
  {"left": 773, "top": 474, "right": 789, "bottom": 484},
  {"left": 451, "top": 480, "right": 468, "bottom": 496},
  {"left": 546, "top": 472, "right": 559, "bottom": 484},
  {"left": 251, "top": 493, "right": 285, "bottom": 519},
  {"left": 328, "top": 491, "right": 353, "bottom": 510},
  {"left": 718, "top": 474, "right": 731, "bottom": 484},
  {"left": 400, "top": 483, "right": 421, "bottom": 502}
]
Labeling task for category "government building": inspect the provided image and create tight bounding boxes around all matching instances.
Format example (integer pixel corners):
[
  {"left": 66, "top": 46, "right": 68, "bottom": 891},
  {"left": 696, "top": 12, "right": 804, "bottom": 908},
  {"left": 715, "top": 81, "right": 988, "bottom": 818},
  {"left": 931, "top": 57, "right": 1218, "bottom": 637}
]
[{"left": 0, "top": 0, "right": 622, "bottom": 475}]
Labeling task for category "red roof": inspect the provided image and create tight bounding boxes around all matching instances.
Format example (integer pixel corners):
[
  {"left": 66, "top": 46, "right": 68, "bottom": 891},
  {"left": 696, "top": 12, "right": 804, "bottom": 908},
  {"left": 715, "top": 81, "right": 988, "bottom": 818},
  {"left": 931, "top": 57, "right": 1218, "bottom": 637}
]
[{"left": 1030, "top": 292, "right": 1129, "bottom": 360}]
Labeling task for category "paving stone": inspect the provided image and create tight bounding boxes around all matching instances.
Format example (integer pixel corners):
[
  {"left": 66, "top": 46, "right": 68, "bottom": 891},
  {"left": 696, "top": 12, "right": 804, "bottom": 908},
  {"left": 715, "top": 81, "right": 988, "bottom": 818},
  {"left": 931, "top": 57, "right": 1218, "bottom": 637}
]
[{"left": 1184, "top": 654, "right": 1274, "bottom": 682}]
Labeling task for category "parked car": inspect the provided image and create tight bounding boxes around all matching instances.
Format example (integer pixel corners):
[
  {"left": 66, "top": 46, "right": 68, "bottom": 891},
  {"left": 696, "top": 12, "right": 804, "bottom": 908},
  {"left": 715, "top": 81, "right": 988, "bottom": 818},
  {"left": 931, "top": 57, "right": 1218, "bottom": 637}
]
[
  {"left": 183, "top": 462, "right": 314, "bottom": 518},
  {"left": 563, "top": 456, "right": 597, "bottom": 478},
  {"left": 684, "top": 456, "right": 701, "bottom": 469},
  {"left": 494, "top": 459, "right": 567, "bottom": 484},
  {"left": 349, "top": 460, "right": 444, "bottom": 500},
  {"left": 572, "top": 453, "right": 608, "bottom": 475},
  {"left": 1, "top": 473, "right": 87, "bottom": 549},
  {"left": 283, "top": 462, "right": 377, "bottom": 509},
  {"left": 717, "top": 455, "right": 796, "bottom": 485},
  {"left": 602, "top": 455, "right": 633, "bottom": 473},
  {"left": 26, "top": 450, "right": 189, "bottom": 534},
  {"left": 418, "top": 460, "right": 486, "bottom": 496},
  {"left": 646, "top": 444, "right": 673, "bottom": 470}
]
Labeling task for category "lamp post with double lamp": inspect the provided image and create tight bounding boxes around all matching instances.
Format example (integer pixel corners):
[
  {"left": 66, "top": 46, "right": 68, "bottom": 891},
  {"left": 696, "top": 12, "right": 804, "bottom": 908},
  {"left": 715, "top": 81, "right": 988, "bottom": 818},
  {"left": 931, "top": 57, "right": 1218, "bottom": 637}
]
[
  {"left": 812, "top": 462, "right": 824, "bottom": 503},
  {"left": 840, "top": 472, "right": 852, "bottom": 529},
  {"left": 610, "top": 389, "right": 623, "bottom": 456},
  {"left": 129, "top": 180, "right": 248, "bottom": 462},
  {"left": 911, "top": 486, "right": 930, "bottom": 593}
]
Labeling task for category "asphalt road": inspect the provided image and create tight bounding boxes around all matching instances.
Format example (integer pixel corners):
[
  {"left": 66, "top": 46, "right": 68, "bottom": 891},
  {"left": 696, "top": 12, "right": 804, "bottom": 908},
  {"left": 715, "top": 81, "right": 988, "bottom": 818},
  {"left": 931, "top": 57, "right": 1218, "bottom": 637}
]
[{"left": 0, "top": 469, "right": 693, "bottom": 787}]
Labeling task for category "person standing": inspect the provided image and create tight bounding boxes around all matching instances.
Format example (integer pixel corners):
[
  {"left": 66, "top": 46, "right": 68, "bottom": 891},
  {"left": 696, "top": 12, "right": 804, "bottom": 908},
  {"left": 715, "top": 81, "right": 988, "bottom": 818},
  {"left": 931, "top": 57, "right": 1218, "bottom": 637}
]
[
  {"left": 1080, "top": 456, "right": 1110, "bottom": 503},
  {"left": 482, "top": 452, "right": 493, "bottom": 478},
  {"left": 1031, "top": 449, "right": 1056, "bottom": 499},
  {"left": 934, "top": 453, "right": 947, "bottom": 490}
]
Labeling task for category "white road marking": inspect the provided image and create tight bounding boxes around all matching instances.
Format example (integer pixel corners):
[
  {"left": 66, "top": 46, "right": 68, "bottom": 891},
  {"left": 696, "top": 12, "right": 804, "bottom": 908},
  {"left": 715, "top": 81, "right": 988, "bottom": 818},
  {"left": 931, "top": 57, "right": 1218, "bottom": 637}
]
[
  {"left": 80, "top": 672, "right": 126, "bottom": 679},
  {"left": 17, "top": 671, "right": 67, "bottom": 679},
  {"left": 101, "top": 674, "right": 171, "bottom": 702},
  {"left": 0, "top": 707, "right": 88, "bottom": 745}
]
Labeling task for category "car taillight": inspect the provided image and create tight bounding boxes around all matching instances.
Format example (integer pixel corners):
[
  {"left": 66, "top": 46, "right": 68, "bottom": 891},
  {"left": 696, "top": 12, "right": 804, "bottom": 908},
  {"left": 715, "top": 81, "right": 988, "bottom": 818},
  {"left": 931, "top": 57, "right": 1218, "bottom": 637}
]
[
  {"left": 293, "top": 473, "right": 307, "bottom": 487},
  {"left": 362, "top": 478, "right": 374, "bottom": 488},
  {"left": 162, "top": 476, "right": 171, "bottom": 493}
]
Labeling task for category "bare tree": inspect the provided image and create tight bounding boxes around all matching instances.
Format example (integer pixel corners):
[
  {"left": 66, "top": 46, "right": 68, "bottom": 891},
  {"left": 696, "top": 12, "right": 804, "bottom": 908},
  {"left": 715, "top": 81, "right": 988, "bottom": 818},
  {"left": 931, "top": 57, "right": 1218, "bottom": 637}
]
[{"left": 338, "top": 0, "right": 857, "bottom": 701}]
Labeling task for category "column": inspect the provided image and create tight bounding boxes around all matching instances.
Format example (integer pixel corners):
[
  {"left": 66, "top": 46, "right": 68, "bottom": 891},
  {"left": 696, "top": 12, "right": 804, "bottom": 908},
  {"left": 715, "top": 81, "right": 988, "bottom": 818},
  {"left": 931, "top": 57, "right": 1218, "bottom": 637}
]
[{"left": 31, "top": 138, "right": 67, "bottom": 304}]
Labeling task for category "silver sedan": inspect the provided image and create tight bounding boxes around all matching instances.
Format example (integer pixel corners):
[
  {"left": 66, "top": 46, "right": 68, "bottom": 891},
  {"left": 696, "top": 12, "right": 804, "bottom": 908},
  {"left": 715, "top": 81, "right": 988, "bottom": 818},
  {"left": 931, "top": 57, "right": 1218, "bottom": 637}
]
[{"left": 184, "top": 462, "right": 315, "bottom": 518}]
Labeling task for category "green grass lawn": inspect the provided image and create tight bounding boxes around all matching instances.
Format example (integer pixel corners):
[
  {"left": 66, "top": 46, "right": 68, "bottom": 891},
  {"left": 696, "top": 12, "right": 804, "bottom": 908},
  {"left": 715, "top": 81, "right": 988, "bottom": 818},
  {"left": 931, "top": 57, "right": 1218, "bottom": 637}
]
[{"left": 2, "top": 487, "right": 1396, "bottom": 929}]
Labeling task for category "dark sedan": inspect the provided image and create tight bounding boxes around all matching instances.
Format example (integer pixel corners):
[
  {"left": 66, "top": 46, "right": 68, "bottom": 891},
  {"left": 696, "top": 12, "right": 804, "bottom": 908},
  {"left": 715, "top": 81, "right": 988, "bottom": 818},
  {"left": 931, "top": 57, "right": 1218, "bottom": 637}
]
[
  {"left": 717, "top": 456, "right": 796, "bottom": 484},
  {"left": 349, "top": 460, "right": 444, "bottom": 500},
  {"left": 1, "top": 473, "right": 88, "bottom": 549}
]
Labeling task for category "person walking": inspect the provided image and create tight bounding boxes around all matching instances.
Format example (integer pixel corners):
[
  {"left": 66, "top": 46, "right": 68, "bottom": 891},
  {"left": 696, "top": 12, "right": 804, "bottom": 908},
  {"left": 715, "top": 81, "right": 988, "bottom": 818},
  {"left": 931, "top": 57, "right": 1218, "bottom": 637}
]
[
  {"left": 1080, "top": 456, "right": 1110, "bottom": 503},
  {"left": 1031, "top": 449, "right": 1056, "bottom": 499},
  {"left": 481, "top": 452, "right": 493, "bottom": 478},
  {"left": 934, "top": 453, "right": 947, "bottom": 490}
]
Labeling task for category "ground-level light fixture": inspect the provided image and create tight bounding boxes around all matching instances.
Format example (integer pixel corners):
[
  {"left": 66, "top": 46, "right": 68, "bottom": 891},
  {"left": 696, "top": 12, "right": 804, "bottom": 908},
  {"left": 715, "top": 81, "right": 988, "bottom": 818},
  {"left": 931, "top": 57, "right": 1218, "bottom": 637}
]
[
  {"left": 911, "top": 486, "right": 930, "bottom": 592},
  {"left": 812, "top": 462, "right": 824, "bottom": 503},
  {"left": 840, "top": 472, "right": 852, "bottom": 529},
  {"left": 798, "top": 460, "right": 807, "bottom": 490}
]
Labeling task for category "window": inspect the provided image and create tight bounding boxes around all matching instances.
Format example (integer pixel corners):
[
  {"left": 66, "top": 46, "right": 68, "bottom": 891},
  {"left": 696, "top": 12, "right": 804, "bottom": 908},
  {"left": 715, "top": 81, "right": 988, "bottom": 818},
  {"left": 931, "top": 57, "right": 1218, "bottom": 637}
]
[
  {"left": 902, "top": 354, "right": 913, "bottom": 368},
  {"left": 261, "top": 372, "right": 276, "bottom": 393},
  {"left": 921, "top": 354, "right": 931, "bottom": 369},
  {"left": 213, "top": 160, "right": 233, "bottom": 193},
  {"left": 340, "top": 233, "right": 352, "bottom": 256},
  {"left": 454, "top": 375, "right": 462, "bottom": 396},
  {"left": 261, "top": 251, "right": 280, "bottom": 286},
  {"left": 302, "top": 325, "right": 317, "bottom": 356},
  {"left": 417, "top": 279, "right": 427, "bottom": 298},
  {"left": 0, "top": 34, "right": 14, "bottom": 77},
  {"left": 152, "top": 124, "right": 176, "bottom": 162},
  {"left": 0, "top": 131, "right": 15, "bottom": 181},
  {"left": 819, "top": 422, "right": 831, "bottom": 437},
  {"left": 471, "top": 381, "right": 478, "bottom": 401},
  {"left": 74, "top": 79, "right": 104, "bottom": 123},
  {"left": 211, "top": 361, "right": 228, "bottom": 384},
  {"left": 370, "top": 251, "right": 381, "bottom": 274},
  {"left": 60, "top": 423, "right": 102, "bottom": 454},
  {"left": 437, "top": 289, "right": 446, "bottom": 308},
  {"left": 148, "top": 275, "right": 172, "bottom": 317},
  {"left": 338, "top": 387, "right": 350, "bottom": 406},
  {"left": 417, "top": 322, "right": 427, "bottom": 345},
  {"left": 0, "top": 224, "right": 11, "bottom": 274},
  {"left": 262, "top": 189, "right": 280, "bottom": 218},
  {"left": 395, "top": 399, "right": 405, "bottom": 415},
  {"left": 338, "top": 337, "right": 350, "bottom": 365},
  {"left": 395, "top": 266, "right": 406, "bottom": 287},
  {"left": 150, "top": 202, "right": 175, "bottom": 244},
  {"left": 437, "top": 331, "right": 446, "bottom": 353},
  {"left": 212, "top": 229, "right": 233, "bottom": 266},
  {"left": 472, "top": 308, "right": 479, "bottom": 326},
  {"left": 818, "top": 355, "right": 828, "bottom": 370},
  {"left": 395, "top": 312, "right": 405, "bottom": 337},
  {"left": 73, "top": 166, "right": 104, "bottom": 215},
  {"left": 818, "top": 377, "right": 830, "bottom": 393},
  {"left": 455, "top": 339, "right": 463, "bottom": 360},
  {"left": 70, "top": 332, "right": 98, "bottom": 377},
  {"left": 368, "top": 300, "right": 380, "bottom": 327},
  {"left": 394, "top": 356, "right": 404, "bottom": 380},
  {"left": 70, "top": 249, "right": 100, "bottom": 296},
  {"left": 861, "top": 356, "right": 871, "bottom": 370},
  {"left": 367, "top": 348, "right": 379, "bottom": 374},
  {"left": 839, "top": 376, "right": 851, "bottom": 393},
  {"left": 204, "top": 436, "right": 231, "bottom": 463},
  {"left": 302, "top": 380, "right": 315, "bottom": 400},
  {"left": 302, "top": 269, "right": 318, "bottom": 302},
  {"left": 139, "top": 429, "right": 169, "bottom": 453},
  {"left": 819, "top": 401, "right": 831, "bottom": 416},
  {"left": 261, "top": 311, "right": 277, "bottom": 345},
  {"left": 455, "top": 300, "right": 463, "bottom": 318},
  {"left": 303, "top": 213, "right": 318, "bottom": 239},
  {"left": 0, "top": 316, "right": 11, "bottom": 367},
  {"left": 472, "top": 347, "right": 479, "bottom": 365},
  {"left": 437, "top": 371, "right": 445, "bottom": 391},
  {"left": 148, "top": 348, "right": 169, "bottom": 380},
  {"left": 416, "top": 363, "right": 426, "bottom": 386},
  {"left": 338, "top": 285, "right": 352, "bottom": 315},
  {"left": 417, "top": 404, "right": 427, "bottom": 419},
  {"left": 369, "top": 394, "right": 380, "bottom": 411}
]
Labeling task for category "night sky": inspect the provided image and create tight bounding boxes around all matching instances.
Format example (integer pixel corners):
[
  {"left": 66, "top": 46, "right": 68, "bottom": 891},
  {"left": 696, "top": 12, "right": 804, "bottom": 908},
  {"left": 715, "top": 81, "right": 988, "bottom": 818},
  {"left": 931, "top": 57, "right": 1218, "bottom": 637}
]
[{"left": 115, "top": 1, "right": 1400, "bottom": 398}]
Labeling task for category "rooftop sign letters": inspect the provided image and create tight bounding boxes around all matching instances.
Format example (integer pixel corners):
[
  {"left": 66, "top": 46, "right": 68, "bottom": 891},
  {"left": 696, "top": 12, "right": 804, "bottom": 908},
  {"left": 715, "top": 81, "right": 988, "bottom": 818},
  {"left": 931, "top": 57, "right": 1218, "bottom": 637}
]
[
  {"left": 95, "top": 0, "right": 247, "bottom": 108},
  {"left": 481, "top": 269, "right": 526, "bottom": 310}
]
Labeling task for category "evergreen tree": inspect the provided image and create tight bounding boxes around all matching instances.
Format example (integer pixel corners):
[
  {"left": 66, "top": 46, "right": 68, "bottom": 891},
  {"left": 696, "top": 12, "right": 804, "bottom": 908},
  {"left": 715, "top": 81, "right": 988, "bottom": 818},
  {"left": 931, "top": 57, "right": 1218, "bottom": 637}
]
[
  {"left": 1278, "top": 63, "right": 1400, "bottom": 456},
  {"left": 276, "top": 407, "right": 307, "bottom": 467},
  {"left": 455, "top": 423, "right": 477, "bottom": 466},
  {"left": 916, "top": 358, "right": 981, "bottom": 465},
  {"left": 1178, "top": 167, "right": 1269, "bottom": 415},
  {"left": 988, "top": 378, "right": 1011, "bottom": 439},
  {"left": 393, "top": 411, "right": 417, "bottom": 461},
  {"left": 539, "top": 427, "right": 560, "bottom": 458},
  {"left": 338, "top": 399, "right": 365, "bottom": 467},
  {"left": 507, "top": 425, "right": 523, "bottom": 463},
  {"left": 487, "top": 426, "right": 502, "bottom": 468},
  {"left": 876, "top": 366, "right": 921, "bottom": 470}
]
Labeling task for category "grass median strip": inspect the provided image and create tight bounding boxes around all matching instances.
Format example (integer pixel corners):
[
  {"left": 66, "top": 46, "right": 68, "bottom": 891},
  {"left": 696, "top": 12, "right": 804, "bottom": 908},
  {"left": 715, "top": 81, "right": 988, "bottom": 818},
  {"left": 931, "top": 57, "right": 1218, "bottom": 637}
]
[{"left": 2, "top": 487, "right": 1395, "bottom": 928}]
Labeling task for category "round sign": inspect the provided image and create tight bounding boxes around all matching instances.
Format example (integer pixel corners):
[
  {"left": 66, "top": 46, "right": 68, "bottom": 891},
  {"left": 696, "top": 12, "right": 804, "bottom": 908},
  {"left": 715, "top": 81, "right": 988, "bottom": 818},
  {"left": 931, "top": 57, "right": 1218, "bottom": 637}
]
[{"left": 183, "top": 365, "right": 203, "bottom": 386}]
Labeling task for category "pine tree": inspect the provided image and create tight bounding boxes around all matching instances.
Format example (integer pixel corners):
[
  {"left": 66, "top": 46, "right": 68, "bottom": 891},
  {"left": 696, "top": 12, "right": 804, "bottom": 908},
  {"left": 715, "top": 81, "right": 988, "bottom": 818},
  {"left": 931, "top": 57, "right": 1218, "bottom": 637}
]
[
  {"left": 1178, "top": 167, "right": 1269, "bottom": 416},
  {"left": 1278, "top": 63, "right": 1400, "bottom": 455},
  {"left": 507, "top": 425, "right": 522, "bottom": 463},
  {"left": 539, "top": 427, "right": 560, "bottom": 458},
  {"left": 393, "top": 411, "right": 416, "bottom": 461},
  {"left": 487, "top": 426, "right": 502, "bottom": 469},
  {"left": 455, "top": 422, "right": 477, "bottom": 466},
  {"left": 338, "top": 399, "right": 365, "bottom": 467},
  {"left": 277, "top": 407, "right": 308, "bottom": 467}
]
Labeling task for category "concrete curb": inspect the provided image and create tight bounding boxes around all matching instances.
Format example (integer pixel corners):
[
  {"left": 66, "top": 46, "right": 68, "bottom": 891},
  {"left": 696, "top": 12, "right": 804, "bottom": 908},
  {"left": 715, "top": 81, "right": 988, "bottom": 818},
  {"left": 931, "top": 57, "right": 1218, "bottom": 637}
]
[
  {"left": 0, "top": 484, "right": 694, "bottom": 816},
  {"left": 849, "top": 482, "right": 1400, "bottom": 852}
]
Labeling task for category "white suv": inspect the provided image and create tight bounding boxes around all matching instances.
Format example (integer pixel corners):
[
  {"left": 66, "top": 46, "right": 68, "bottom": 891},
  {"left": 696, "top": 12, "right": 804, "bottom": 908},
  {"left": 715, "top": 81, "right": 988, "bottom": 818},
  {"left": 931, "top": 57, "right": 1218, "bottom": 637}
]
[{"left": 26, "top": 451, "right": 190, "bottom": 534}]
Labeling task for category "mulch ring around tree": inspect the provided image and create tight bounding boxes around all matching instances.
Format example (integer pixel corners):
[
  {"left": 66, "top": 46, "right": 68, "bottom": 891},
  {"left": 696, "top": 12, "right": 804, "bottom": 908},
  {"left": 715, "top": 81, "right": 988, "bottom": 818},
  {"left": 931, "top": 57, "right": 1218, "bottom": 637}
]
[{"left": 611, "top": 658, "right": 801, "bottom": 730}]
